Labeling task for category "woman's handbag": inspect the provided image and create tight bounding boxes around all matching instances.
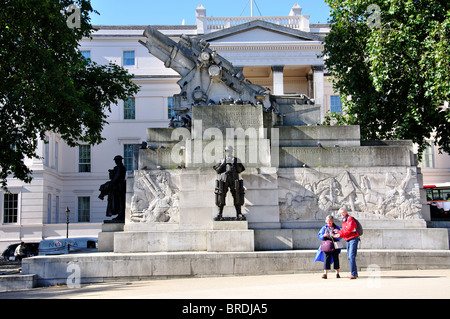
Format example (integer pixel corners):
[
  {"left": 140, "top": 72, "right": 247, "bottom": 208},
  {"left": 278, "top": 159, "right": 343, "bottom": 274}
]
[
  {"left": 320, "top": 240, "right": 335, "bottom": 252},
  {"left": 333, "top": 239, "right": 344, "bottom": 249},
  {"left": 327, "top": 227, "right": 344, "bottom": 250}
]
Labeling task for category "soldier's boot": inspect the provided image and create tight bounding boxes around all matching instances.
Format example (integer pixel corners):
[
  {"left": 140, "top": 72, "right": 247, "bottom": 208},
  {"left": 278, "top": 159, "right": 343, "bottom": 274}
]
[
  {"left": 235, "top": 205, "right": 246, "bottom": 221},
  {"left": 215, "top": 206, "right": 224, "bottom": 221}
]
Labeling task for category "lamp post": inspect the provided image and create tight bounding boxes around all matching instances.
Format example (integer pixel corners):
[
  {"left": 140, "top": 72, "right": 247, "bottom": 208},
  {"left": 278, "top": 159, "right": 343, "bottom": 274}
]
[{"left": 65, "top": 207, "right": 70, "bottom": 239}]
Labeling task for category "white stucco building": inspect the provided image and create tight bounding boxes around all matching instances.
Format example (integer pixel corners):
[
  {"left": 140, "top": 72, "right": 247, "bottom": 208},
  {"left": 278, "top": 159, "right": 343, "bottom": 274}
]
[{"left": 1, "top": 4, "right": 448, "bottom": 251}]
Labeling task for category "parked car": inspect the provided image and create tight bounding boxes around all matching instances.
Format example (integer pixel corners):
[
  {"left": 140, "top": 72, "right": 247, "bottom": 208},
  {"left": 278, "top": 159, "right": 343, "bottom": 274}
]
[
  {"left": 38, "top": 237, "right": 98, "bottom": 255},
  {"left": 1, "top": 242, "right": 40, "bottom": 261}
]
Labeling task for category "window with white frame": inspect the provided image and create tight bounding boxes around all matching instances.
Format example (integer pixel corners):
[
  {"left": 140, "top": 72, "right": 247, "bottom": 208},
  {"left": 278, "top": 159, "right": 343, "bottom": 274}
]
[
  {"left": 330, "top": 95, "right": 342, "bottom": 113},
  {"left": 78, "top": 145, "right": 91, "bottom": 173},
  {"left": 124, "top": 144, "right": 134, "bottom": 171},
  {"left": 55, "top": 141, "right": 59, "bottom": 171},
  {"left": 77, "top": 197, "right": 90, "bottom": 222},
  {"left": 124, "top": 97, "right": 136, "bottom": 120},
  {"left": 123, "top": 50, "right": 135, "bottom": 66},
  {"left": 55, "top": 196, "right": 60, "bottom": 224},
  {"left": 168, "top": 97, "right": 175, "bottom": 119},
  {"left": 422, "top": 144, "right": 435, "bottom": 168},
  {"left": 47, "top": 194, "right": 52, "bottom": 224},
  {"left": 44, "top": 137, "right": 49, "bottom": 167},
  {"left": 3, "top": 193, "right": 18, "bottom": 224}
]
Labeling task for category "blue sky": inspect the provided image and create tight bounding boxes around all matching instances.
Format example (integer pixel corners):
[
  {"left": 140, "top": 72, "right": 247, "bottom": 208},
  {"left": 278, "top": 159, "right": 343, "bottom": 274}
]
[{"left": 88, "top": 0, "right": 331, "bottom": 26}]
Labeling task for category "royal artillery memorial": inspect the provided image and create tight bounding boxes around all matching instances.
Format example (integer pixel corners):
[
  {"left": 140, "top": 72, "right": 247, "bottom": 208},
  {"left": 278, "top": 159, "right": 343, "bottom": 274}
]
[{"left": 22, "top": 25, "right": 450, "bottom": 287}]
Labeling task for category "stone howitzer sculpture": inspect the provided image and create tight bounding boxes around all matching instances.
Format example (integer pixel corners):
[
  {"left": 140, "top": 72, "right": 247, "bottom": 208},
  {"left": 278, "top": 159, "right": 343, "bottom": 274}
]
[{"left": 139, "top": 26, "right": 271, "bottom": 127}]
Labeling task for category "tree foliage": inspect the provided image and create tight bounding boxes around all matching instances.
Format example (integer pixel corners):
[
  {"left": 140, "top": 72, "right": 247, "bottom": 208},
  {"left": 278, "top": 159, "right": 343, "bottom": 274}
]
[
  {"left": 0, "top": 0, "right": 140, "bottom": 189},
  {"left": 323, "top": 0, "right": 450, "bottom": 158}
]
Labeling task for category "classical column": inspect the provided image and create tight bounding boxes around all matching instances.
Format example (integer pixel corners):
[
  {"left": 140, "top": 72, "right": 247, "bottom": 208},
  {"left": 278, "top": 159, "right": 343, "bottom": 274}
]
[
  {"left": 307, "top": 69, "right": 314, "bottom": 98},
  {"left": 312, "top": 65, "right": 324, "bottom": 122},
  {"left": 272, "top": 66, "right": 284, "bottom": 95}
]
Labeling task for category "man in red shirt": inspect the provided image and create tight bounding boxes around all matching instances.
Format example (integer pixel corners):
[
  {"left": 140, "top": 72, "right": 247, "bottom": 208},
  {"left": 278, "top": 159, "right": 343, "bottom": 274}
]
[{"left": 334, "top": 208, "right": 359, "bottom": 279}]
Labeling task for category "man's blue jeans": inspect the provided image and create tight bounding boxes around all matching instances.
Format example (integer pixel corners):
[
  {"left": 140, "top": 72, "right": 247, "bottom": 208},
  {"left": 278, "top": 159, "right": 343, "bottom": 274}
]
[{"left": 346, "top": 237, "right": 359, "bottom": 277}]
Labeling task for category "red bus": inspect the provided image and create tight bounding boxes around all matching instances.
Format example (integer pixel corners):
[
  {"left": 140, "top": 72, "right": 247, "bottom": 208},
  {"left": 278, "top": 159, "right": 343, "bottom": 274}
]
[{"left": 424, "top": 183, "right": 450, "bottom": 220}]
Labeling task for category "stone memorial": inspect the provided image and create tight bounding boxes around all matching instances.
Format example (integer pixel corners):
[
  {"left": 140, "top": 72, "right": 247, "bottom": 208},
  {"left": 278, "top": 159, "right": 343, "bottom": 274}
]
[
  {"left": 101, "top": 25, "right": 446, "bottom": 253},
  {"left": 23, "top": 24, "right": 450, "bottom": 287}
]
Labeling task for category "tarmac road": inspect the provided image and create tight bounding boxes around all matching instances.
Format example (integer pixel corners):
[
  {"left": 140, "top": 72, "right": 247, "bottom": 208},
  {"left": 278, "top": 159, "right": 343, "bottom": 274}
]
[{"left": 1, "top": 269, "right": 449, "bottom": 300}]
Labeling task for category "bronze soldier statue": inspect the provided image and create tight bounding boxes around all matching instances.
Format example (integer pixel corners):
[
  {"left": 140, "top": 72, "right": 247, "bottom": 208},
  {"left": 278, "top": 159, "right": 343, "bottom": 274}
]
[
  {"left": 213, "top": 146, "right": 245, "bottom": 221},
  {"left": 99, "top": 155, "right": 126, "bottom": 222}
]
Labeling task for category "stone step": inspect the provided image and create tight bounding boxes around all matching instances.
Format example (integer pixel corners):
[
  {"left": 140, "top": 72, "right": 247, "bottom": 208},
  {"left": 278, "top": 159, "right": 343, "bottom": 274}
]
[
  {"left": 0, "top": 274, "right": 36, "bottom": 292},
  {"left": 21, "top": 250, "right": 450, "bottom": 287},
  {"left": 254, "top": 228, "right": 449, "bottom": 250}
]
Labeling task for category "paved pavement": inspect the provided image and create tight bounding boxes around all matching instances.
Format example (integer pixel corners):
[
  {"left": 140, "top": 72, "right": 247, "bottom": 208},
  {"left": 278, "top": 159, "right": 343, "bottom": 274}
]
[{"left": 1, "top": 269, "right": 449, "bottom": 299}]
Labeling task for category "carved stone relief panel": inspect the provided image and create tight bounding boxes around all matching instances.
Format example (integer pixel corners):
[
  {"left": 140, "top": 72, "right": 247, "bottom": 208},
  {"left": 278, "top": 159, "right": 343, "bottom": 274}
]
[
  {"left": 130, "top": 171, "right": 180, "bottom": 223},
  {"left": 278, "top": 168, "right": 424, "bottom": 221}
]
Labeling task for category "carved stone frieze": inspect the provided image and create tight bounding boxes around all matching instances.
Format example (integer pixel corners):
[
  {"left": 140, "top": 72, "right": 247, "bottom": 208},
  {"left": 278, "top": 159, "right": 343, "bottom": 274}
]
[
  {"left": 130, "top": 171, "right": 179, "bottom": 223},
  {"left": 278, "top": 168, "right": 423, "bottom": 221}
]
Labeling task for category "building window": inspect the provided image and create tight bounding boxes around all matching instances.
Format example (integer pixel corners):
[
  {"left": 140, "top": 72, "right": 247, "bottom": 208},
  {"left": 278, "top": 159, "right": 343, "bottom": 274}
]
[
  {"left": 3, "top": 193, "right": 18, "bottom": 224},
  {"left": 168, "top": 97, "right": 175, "bottom": 119},
  {"left": 123, "top": 50, "right": 135, "bottom": 66},
  {"left": 44, "top": 137, "right": 49, "bottom": 167},
  {"left": 81, "top": 50, "right": 91, "bottom": 65},
  {"left": 77, "top": 197, "right": 90, "bottom": 222},
  {"left": 422, "top": 144, "right": 435, "bottom": 168},
  {"left": 55, "top": 196, "right": 60, "bottom": 224},
  {"left": 78, "top": 145, "right": 91, "bottom": 173},
  {"left": 124, "top": 97, "right": 136, "bottom": 120},
  {"left": 55, "top": 141, "right": 59, "bottom": 171},
  {"left": 124, "top": 144, "right": 134, "bottom": 171},
  {"left": 330, "top": 95, "right": 342, "bottom": 113},
  {"left": 47, "top": 194, "right": 52, "bottom": 224}
]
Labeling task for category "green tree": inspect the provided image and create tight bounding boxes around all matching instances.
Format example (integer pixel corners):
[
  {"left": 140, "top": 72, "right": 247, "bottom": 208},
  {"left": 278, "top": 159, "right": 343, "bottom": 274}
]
[
  {"left": 323, "top": 0, "right": 449, "bottom": 158},
  {"left": 0, "top": 0, "right": 140, "bottom": 189}
]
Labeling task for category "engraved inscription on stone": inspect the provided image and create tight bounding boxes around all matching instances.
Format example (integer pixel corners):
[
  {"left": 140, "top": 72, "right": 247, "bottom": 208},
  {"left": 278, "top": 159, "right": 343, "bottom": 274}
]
[{"left": 192, "top": 105, "right": 264, "bottom": 137}]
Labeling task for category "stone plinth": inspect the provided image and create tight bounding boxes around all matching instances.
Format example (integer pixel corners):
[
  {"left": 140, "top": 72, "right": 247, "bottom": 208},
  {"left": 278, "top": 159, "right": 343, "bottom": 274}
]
[
  {"left": 114, "top": 222, "right": 254, "bottom": 253},
  {"left": 114, "top": 230, "right": 208, "bottom": 253},
  {"left": 138, "top": 147, "right": 176, "bottom": 170},
  {"left": 142, "top": 104, "right": 273, "bottom": 170},
  {"left": 97, "top": 223, "right": 124, "bottom": 252},
  {"left": 184, "top": 139, "right": 271, "bottom": 168},
  {"left": 279, "top": 144, "right": 414, "bottom": 168},
  {"left": 277, "top": 125, "right": 361, "bottom": 147},
  {"left": 277, "top": 103, "right": 321, "bottom": 126},
  {"left": 146, "top": 127, "right": 180, "bottom": 144},
  {"left": 191, "top": 104, "right": 264, "bottom": 139},
  {"left": 212, "top": 221, "right": 248, "bottom": 230},
  {"left": 207, "top": 230, "right": 254, "bottom": 252}
]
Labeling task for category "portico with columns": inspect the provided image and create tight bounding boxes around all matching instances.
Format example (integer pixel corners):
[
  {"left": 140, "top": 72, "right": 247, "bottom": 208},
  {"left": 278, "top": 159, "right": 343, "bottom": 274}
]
[{"left": 197, "top": 5, "right": 326, "bottom": 119}]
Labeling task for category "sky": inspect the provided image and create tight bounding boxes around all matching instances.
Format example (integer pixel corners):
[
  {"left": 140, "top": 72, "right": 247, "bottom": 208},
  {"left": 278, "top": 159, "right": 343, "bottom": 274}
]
[{"left": 88, "top": 0, "right": 331, "bottom": 26}]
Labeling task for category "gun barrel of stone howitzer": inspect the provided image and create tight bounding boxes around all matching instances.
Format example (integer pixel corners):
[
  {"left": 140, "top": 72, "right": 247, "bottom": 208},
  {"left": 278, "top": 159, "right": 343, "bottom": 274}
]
[{"left": 140, "top": 26, "right": 196, "bottom": 77}]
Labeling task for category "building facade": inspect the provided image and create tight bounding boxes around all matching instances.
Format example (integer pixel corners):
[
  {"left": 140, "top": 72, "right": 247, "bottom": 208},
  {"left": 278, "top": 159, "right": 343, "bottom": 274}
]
[{"left": 1, "top": 4, "right": 448, "bottom": 251}]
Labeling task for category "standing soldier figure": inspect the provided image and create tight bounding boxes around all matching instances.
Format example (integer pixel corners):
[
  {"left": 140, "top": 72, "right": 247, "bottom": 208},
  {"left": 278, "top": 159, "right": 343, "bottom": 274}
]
[
  {"left": 213, "top": 146, "right": 246, "bottom": 221},
  {"left": 99, "top": 155, "right": 126, "bottom": 222}
]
